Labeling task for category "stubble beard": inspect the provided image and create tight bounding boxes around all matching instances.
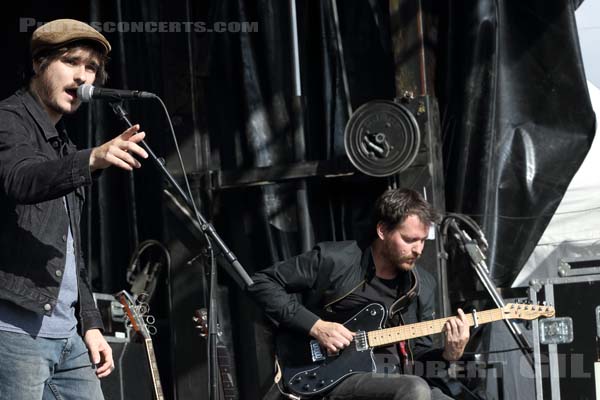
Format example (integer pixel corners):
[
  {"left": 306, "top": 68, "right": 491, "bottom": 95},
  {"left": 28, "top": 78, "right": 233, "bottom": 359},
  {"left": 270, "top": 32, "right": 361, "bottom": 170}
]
[
  {"left": 33, "top": 76, "right": 79, "bottom": 117},
  {"left": 382, "top": 239, "right": 418, "bottom": 272}
]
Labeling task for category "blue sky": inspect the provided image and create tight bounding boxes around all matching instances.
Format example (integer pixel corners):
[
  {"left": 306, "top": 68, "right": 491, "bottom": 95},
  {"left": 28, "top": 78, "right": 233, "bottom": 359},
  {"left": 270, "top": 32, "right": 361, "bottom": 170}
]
[{"left": 576, "top": 0, "right": 600, "bottom": 87}]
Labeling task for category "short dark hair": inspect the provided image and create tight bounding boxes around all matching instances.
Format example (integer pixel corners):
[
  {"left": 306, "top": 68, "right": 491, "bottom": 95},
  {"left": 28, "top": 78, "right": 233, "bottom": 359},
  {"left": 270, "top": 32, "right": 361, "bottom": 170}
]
[
  {"left": 28, "top": 40, "right": 109, "bottom": 85},
  {"left": 374, "top": 188, "right": 439, "bottom": 231}
]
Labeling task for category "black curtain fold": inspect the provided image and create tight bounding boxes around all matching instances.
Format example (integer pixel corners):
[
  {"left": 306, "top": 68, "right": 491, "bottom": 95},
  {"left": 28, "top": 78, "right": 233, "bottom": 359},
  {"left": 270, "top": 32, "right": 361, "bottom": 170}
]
[{"left": 440, "top": 0, "right": 595, "bottom": 288}]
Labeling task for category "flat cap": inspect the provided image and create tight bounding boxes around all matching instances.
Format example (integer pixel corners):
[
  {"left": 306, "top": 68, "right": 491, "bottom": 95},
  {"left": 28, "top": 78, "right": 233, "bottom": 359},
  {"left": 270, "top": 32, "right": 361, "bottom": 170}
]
[{"left": 31, "top": 19, "right": 111, "bottom": 57}]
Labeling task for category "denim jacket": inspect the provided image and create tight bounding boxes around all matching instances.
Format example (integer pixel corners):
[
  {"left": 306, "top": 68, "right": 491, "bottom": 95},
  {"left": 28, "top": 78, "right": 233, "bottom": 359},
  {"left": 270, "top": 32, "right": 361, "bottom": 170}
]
[{"left": 0, "top": 88, "right": 103, "bottom": 334}]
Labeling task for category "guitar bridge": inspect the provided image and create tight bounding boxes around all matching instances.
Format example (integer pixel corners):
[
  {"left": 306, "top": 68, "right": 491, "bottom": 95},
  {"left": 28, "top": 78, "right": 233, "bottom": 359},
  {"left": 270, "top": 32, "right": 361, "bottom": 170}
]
[
  {"left": 354, "top": 331, "right": 368, "bottom": 352},
  {"left": 310, "top": 340, "right": 325, "bottom": 362}
]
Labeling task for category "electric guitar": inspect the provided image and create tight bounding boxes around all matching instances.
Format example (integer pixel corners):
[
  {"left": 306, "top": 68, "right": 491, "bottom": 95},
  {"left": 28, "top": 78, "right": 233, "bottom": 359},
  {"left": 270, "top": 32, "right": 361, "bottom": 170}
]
[
  {"left": 115, "top": 290, "right": 165, "bottom": 400},
  {"left": 277, "top": 302, "right": 555, "bottom": 397}
]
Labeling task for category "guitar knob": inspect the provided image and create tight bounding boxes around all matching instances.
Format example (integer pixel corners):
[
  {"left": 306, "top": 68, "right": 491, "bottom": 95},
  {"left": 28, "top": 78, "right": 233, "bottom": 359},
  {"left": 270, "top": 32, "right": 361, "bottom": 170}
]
[
  {"left": 318, "top": 380, "right": 325, "bottom": 387},
  {"left": 309, "top": 372, "right": 317, "bottom": 378},
  {"left": 294, "top": 377, "right": 302, "bottom": 383},
  {"left": 303, "top": 384, "right": 311, "bottom": 391}
]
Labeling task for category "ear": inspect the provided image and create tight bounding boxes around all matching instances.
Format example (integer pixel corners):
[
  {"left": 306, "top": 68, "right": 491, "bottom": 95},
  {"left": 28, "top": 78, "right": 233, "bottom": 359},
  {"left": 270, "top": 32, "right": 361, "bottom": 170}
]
[
  {"left": 376, "top": 222, "right": 386, "bottom": 240},
  {"left": 32, "top": 60, "right": 41, "bottom": 76}
]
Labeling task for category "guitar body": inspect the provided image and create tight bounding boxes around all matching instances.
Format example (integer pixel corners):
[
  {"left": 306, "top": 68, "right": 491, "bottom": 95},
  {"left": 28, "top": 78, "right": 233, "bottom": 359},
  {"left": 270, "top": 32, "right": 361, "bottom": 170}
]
[{"left": 278, "top": 303, "right": 386, "bottom": 397}]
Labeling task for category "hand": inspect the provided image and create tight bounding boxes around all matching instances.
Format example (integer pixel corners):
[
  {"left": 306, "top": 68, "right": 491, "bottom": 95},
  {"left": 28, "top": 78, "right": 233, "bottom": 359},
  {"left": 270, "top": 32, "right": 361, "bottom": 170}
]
[
  {"left": 309, "top": 319, "right": 355, "bottom": 354},
  {"left": 442, "top": 308, "right": 470, "bottom": 361},
  {"left": 84, "top": 328, "right": 114, "bottom": 378},
  {"left": 89, "top": 124, "right": 149, "bottom": 172}
]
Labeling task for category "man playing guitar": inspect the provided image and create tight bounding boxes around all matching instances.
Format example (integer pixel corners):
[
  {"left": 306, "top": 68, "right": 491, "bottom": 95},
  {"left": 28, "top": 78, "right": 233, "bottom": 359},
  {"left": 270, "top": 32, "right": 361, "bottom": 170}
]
[{"left": 248, "top": 188, "right": 470, "bottom": 399}]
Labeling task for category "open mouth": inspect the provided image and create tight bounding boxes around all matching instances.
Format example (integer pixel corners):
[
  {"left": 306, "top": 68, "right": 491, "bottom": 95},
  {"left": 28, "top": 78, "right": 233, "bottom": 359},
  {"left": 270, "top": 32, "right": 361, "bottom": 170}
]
[{"left": 65, "top": 88, "right": 78, "bottom": 98}]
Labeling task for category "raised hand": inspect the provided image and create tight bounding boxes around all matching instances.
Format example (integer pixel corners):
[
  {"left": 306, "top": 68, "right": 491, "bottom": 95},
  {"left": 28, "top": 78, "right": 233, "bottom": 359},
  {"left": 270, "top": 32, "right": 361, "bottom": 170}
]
[{"left": 89, "top": 124, "right": 149, "bottom": 172}]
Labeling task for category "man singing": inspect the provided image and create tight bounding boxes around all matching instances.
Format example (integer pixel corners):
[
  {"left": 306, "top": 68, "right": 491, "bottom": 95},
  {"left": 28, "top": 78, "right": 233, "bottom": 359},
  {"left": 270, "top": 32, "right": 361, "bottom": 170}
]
[{"left": 0, "top": 19, "right": 148, "bottom": 399}]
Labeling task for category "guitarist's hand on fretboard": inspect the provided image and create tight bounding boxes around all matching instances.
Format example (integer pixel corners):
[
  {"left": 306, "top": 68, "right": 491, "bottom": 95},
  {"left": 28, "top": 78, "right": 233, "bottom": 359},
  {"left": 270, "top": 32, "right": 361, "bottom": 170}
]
[
  {"left": 441, "top": 308, "right": 471, "bottom": 361},
  {"left": 309, "top": 319, "right": 356, "bottom": 354}
]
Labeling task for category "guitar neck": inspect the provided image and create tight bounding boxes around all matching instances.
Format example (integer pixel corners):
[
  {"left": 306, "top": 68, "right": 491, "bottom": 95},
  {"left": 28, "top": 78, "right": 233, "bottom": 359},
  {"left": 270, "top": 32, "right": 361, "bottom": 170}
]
[
  {"left": 217, "top": 344, "right": 239, "bottom": 400},
  {"left": 367, "top": 308, "right": 504, "bottom": 348},
  {"left": 145, "top": 338, "right": 165, "bottom": 400}
]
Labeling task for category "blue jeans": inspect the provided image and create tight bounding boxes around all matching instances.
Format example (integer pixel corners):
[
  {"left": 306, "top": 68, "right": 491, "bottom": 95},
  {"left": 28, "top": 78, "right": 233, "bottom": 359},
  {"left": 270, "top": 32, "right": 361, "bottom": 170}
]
[{"left": 0, "top": 330, "right": 104, "bottom": 400}]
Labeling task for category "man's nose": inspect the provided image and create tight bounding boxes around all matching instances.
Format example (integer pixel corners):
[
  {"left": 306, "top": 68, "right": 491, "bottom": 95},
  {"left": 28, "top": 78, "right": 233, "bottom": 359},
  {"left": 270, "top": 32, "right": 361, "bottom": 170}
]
[
  {"left": 412, "top": 242, "right": 424, "bottom": 256},
  {"left": 73, "top": 66, "right": 87, "bottom": 84}
]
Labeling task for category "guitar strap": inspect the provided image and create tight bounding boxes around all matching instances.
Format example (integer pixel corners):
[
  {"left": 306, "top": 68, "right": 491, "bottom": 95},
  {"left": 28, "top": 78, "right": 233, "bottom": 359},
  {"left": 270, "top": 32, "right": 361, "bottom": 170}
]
[
  {"left": 273, "top": 357, "right": 283, "bottom": 385},
  {"left": 273, "top": 357, "right": 302, "bottom": 400},
  {"left": 387, "top": 268, "right": 419, "bottom": 323},
  {"left": 388, "top": 269, "right": 419, "bottom": 369}
]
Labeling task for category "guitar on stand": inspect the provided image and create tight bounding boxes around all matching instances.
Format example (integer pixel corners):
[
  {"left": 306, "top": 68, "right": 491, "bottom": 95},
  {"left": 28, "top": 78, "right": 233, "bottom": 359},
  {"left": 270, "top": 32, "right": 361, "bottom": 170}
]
[
  {"left": 194, "top": 308, "right": 239, "bottom": 400},
  {"left": 115, "top": 290, "right": 165, "bottom": 400}
]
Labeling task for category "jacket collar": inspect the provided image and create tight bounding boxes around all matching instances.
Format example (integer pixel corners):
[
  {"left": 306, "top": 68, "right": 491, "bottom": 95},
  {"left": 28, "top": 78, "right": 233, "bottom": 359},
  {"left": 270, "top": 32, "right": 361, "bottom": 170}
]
[{"left": 18, "top": 87, "right": 60, "bottom": 141}]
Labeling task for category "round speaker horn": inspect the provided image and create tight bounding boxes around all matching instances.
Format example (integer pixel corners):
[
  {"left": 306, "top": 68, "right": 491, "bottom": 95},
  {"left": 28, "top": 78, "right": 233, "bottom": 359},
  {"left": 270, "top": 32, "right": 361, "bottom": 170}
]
[{"left": 344, "top": 100, "right": 420, "bottom": 177}]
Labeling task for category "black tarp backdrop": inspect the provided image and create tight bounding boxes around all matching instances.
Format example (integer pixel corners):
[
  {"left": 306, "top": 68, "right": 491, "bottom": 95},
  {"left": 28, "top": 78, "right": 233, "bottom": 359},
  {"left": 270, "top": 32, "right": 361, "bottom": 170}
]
[
  {"left": 439, "top": 0, "right": 595, "bottom": 290},
  {"left": 1, "top": 1, "right": 596, "bottom": 399}
]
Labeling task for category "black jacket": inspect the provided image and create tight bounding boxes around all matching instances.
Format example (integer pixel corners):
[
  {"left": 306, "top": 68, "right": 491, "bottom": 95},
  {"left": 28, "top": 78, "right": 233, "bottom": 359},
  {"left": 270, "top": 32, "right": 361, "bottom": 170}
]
[
  {"left": 0, "top": 88, "right": 103, "bottom": 333},
  {"left": 248, "top": 240, "right": 443, "bottom": 362}
]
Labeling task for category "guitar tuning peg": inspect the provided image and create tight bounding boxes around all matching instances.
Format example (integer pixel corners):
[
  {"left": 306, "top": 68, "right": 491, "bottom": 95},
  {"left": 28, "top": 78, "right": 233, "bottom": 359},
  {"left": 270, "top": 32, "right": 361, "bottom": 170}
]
[
  {"left": 542, "top": 301, "right": 547, "bottom": 306},
  {"left": 147, "top": 325, "right": 157, "bottom": 336}
]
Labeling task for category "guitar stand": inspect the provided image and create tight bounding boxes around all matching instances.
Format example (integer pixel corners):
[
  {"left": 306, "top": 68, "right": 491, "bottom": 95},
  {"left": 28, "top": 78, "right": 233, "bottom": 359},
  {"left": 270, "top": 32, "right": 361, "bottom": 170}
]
[
  {"left": 109, "top": 101, "right": 254, "bottom": 400},
  {"left": 444, "top": 217, "right": 535, "bottom": 369}
]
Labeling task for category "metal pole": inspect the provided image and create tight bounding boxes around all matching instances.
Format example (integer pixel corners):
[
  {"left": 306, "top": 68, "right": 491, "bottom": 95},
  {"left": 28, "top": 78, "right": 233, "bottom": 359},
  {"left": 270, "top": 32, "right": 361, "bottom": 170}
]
[{"left": 289, "top": 0, "right": 313, "bottom": 252}]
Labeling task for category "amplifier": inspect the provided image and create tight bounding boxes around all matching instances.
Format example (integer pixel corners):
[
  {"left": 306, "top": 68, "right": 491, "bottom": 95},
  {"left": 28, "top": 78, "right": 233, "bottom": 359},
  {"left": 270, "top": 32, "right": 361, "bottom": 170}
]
[{"left": 101, "top": 341, "right": 153, "bottom": 400}]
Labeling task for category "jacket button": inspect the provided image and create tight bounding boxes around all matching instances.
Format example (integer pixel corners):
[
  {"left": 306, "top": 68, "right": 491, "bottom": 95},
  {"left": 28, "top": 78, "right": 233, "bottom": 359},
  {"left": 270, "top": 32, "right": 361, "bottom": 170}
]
[
  {"left": 43, "top": 303, "right": 52, "bottom": 312},
  {"left": 55, "top": 270, "right": 63, "bottom": 277},
  {"left": 62, "top": 235, "right": 67, "bottom": 242}
]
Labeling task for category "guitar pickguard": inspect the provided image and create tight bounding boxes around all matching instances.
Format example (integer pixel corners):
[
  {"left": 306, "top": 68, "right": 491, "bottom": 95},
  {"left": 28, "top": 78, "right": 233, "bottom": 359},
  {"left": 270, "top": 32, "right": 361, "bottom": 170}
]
[{"left": 279, "top": 303, "right": 386, "bottom": 397}]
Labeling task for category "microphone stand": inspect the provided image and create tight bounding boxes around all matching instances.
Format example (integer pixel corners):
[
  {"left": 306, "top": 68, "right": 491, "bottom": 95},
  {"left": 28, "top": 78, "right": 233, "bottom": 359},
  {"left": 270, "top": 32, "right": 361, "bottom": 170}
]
[
  {"left": 109, "top": 101, "right": 253, "bottom": 400},
  {"left": 446, "top": 218, "right": 534, "bottom": 369}
]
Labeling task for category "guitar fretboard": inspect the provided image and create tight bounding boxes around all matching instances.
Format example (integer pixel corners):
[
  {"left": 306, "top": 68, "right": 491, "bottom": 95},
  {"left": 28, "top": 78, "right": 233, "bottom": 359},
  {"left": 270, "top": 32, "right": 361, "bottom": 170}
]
[
  {"left": 367, "top": 308, "right": 505, "bottom": 347},
  {"left": 218, "top": 345, "right": 239, "bottom": 400},
  {"left": 145, "top": 338, "right": 165, "bottom": 400}
]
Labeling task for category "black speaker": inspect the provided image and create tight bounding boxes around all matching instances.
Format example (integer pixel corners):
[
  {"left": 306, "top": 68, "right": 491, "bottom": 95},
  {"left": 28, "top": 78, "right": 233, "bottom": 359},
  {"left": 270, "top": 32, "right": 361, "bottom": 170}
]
[{"left": 101, "top": 341, "right": 154, "bottom": 400}]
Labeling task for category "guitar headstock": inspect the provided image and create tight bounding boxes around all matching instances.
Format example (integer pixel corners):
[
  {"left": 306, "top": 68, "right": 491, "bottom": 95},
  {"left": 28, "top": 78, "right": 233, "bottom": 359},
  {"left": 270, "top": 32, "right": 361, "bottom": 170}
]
[
  {"left": 502, "top": 303, "right": 555, "bottom": 320},
  {"left": 193, "top": 308, "right": 209, "bottom": 338},
  {"left": 115, "top": 290, "right": 156, "bottom": 340}
]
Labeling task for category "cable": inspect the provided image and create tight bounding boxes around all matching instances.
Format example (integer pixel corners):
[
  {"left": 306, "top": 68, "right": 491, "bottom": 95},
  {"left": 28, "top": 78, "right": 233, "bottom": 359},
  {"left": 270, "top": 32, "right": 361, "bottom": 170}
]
[
  {"left": 441, "top": 213, "right": 488, "bottom": 253},
  {"left": 153, "top": 96, "right": 206, "bottom": 232},
  {"left": 126, "top": 239, "right": 171, "bottom": 289}
]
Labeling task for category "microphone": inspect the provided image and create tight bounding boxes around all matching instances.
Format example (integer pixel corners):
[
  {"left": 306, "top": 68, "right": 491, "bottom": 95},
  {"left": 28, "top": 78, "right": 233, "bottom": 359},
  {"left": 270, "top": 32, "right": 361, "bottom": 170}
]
[{"left": 77, "top": 84, "right": 156, "bottom": 102}]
